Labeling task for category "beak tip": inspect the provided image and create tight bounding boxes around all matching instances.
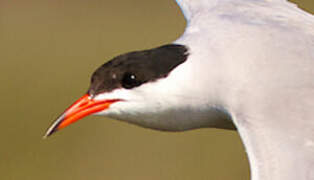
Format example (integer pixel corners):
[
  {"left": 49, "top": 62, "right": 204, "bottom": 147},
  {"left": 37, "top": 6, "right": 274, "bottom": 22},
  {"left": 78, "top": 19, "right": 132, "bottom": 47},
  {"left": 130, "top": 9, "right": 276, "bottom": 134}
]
[
  {"left": 42, "top": 134, "right": 49, "bottom": 139},
  {"left": 43, "top": 113, "right": 67, "bottom": 139},
  {"left": 43, "top": 127, "right": 57, "bottom": 139}
]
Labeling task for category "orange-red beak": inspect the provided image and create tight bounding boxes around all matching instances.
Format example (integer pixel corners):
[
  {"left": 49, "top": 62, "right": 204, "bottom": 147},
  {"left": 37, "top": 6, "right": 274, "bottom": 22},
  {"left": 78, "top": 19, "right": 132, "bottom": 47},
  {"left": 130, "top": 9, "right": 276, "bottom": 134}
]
[{"left": 44, "top": 94, "right": 120, "bottom": 138}]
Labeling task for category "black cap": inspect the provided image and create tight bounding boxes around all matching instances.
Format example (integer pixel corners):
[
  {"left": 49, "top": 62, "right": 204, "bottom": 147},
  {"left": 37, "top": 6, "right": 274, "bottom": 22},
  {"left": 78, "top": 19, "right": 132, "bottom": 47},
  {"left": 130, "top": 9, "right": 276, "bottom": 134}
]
[{"left": 88, "top": 44, "right": 189, "bottom": 95}]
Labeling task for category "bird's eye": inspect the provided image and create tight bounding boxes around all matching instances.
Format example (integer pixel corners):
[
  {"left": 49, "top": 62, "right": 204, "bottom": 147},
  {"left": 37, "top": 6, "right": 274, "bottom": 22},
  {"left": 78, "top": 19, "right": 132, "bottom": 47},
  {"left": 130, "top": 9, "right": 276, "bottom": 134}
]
[{"left": 122, "top": 72, "right": 141, "bottom": 89}]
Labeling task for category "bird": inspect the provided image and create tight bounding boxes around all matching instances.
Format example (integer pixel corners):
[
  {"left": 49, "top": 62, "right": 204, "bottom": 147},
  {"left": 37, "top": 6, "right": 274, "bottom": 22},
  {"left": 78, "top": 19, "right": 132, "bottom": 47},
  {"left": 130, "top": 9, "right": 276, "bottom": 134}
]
[{"left": 44, "top": 0, "right": 314, "bottom": 179}]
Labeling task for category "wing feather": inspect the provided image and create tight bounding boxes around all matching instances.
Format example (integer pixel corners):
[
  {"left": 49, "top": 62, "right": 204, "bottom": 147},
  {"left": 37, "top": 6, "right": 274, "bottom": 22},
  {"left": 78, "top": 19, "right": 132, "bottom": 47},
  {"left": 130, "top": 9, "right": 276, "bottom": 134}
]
[
  {"left": 174, "top": 0, "right": 314, "bottom": 179},
  {"left": 175, "top": 0, "right": 310, "bottom": 22}
]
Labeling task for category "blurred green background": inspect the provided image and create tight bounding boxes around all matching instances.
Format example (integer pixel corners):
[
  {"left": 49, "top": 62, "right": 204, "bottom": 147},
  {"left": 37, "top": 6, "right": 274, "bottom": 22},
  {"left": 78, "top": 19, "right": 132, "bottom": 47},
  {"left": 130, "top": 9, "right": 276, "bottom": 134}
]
[{"left": 0, "top": 0, "right": 313, "bottom": 180}]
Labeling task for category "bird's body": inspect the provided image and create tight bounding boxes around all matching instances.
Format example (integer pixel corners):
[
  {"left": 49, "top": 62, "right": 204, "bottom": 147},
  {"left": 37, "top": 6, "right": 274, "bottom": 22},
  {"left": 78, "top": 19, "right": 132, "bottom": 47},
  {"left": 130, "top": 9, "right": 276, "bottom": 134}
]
[{"left": 45, "top": 0, "right": 314, "bottom": 179}]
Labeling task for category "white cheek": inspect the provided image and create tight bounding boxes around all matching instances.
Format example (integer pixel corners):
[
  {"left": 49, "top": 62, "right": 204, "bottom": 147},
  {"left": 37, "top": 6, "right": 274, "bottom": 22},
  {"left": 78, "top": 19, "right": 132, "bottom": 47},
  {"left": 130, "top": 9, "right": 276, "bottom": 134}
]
[
  {"left": 91, "top": 86, "right": 162, "bottom": 119},
  {"left": 91, "top": 88, "right": 147, "bottom": 116}
]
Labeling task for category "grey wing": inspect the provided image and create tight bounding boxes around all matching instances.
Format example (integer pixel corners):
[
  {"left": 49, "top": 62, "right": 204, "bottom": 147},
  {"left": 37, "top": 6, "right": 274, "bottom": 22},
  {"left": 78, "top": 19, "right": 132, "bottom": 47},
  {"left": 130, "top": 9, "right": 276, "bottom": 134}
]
[
  {"left": 230, "top": 24, "right": 314, "bottom": 179},
  {"left": 174, "top": 0, "right": 314, "bottom": 179},
  {"left": 233, "top": 106, "right": 314, "bottom": 180},
  {"left": 231, "top": 19, "right": 314, "bottom": 180},
  {"left": 175, "top": 0, "right": 299, "bottom": 21}
]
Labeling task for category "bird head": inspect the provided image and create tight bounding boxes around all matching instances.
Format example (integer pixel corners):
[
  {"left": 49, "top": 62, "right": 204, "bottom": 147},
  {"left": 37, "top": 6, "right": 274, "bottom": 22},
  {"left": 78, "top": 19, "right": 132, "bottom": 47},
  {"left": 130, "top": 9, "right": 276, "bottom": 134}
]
[{"left": 44, "top": 44, "right": 192, "bottom": 138}]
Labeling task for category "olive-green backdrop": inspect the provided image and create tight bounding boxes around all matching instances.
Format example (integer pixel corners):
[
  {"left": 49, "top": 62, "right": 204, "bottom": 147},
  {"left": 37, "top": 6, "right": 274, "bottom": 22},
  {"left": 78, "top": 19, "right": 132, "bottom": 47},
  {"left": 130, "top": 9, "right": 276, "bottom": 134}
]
[{"left": 0, "top": 0, "right": 313, "bottom": 179}]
